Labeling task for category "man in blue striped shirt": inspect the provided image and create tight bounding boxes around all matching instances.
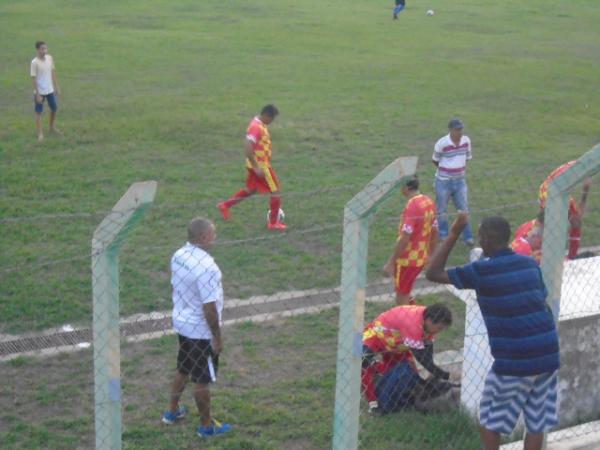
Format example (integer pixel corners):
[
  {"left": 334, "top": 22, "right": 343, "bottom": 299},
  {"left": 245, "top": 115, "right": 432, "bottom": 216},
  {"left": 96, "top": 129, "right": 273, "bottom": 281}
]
[{"left": 426, "top": 213, "right": 560, "bottom": 450}]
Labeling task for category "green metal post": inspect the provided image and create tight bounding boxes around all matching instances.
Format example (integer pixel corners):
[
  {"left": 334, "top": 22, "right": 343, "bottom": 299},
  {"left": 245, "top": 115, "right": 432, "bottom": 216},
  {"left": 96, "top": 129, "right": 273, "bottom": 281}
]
[
  {"left": 332, "top": 157, "right": 417, "bottom": 450},
  {"left": 92, "top": 181, "right": 157, "bottom": 450},
  {"left": 541, "top": 144, "right": 600, "bottom": 321}
]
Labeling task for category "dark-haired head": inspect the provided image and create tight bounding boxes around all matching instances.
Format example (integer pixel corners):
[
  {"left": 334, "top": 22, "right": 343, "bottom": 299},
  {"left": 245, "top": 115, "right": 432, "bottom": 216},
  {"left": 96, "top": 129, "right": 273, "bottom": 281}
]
[
  {"left": 423, "top": 303, "right": 452, "bottom": 335},
  {"left": 401, "top": 176, "right": 420, "bottom": 197},
  {"left": 260, "top": 104, "right": 279, "bottom": 124},
  {"left": 479, "top": 216, "right": 511, "bottom": 256},
  {"left": 35, "top": 41, "right": 46, "bottom": 49}
]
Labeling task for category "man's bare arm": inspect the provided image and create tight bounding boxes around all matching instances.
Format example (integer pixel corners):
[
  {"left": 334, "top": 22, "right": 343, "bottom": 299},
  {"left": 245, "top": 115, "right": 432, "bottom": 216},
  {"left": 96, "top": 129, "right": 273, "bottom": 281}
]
[
  {"left": 52, "top": 68, "right": 60, "bottom": 95},
  {"left": 383, "top": 232, "right": 411, "bottom": 276},
  {"left": 202, "top": 302, "right": 222, "bottom": 353},
  {"left": 426, "top": 212, "right": 469, "bottom": 284},
  {"left": 244, "top": 139, "right": 263, "bottom": 177}
]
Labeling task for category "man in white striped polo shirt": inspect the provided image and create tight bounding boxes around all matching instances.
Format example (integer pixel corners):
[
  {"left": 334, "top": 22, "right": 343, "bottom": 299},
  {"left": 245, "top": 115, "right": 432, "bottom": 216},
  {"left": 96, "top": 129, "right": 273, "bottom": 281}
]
[{"left": 432, "top": 118, "right": 475, "bottom": 246}]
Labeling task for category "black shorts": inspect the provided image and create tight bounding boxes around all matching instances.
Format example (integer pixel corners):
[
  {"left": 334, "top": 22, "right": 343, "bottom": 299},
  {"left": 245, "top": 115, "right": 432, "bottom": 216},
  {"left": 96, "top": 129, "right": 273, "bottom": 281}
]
[{"left": 177, "top": 335, "right": 219, "bottom": 384}]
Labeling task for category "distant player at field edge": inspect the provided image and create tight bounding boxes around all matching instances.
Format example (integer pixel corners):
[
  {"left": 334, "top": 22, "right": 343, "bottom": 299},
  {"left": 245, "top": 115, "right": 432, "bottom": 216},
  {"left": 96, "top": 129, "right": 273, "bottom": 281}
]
[
  {"left": 217, "top": 104, "right": 287, "bottom": 231},
  {"left": 393, "top": 0, "right": 406, "bottom": 20}
]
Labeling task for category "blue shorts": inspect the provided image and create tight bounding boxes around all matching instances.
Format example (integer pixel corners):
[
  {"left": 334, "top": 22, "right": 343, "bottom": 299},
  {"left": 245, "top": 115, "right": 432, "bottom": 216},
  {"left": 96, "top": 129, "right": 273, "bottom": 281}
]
[
  {"left": 480, "top": 370, "right": 559, "bottom": 435},
  {"left": 34, "top": 93, "right": 57, "bottom": 114}
]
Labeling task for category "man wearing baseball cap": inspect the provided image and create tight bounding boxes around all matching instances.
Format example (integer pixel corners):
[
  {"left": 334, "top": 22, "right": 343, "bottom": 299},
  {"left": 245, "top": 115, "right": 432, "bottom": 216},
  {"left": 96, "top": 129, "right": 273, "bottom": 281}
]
[{"left": 432, "top": 118, "right": 475, "bottom": 246}]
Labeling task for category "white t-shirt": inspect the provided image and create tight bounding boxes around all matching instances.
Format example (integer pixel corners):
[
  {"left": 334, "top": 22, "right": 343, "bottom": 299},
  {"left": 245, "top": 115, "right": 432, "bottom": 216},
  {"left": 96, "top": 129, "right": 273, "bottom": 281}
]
[
  {"left": 30, "top": 55, "right": 55, "bottom": 95},
  {"left": 171, "top": 242, "right": 224, "bottom": 340},
  {"left": 432, "top": 134, "right": 472, "bottom": 180}
]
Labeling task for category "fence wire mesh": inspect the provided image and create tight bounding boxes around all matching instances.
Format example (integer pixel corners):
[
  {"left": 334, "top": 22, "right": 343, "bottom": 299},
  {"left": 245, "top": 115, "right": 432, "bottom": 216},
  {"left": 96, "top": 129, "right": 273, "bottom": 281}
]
[{"left": 0, "top": 156, "right": 599, "bottom": 449}]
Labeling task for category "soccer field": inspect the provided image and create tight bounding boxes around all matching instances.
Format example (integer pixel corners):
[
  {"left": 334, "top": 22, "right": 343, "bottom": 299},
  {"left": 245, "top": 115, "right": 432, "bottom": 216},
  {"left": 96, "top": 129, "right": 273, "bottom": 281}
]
[
  {"left": 1, "top": 0, "right": 600, "bottom": 448},
  {"left": 2, "top": 0, "right": 599, "bottom": 333}
]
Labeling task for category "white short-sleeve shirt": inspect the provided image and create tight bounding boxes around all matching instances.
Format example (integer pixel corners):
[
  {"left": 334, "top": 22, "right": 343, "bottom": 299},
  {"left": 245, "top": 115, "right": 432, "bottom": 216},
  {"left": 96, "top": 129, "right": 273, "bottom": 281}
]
[
  {"left": 30, "top": 55, "right": 55, "bottom": 95},
  {"left": 432, "top": 134, "right": 472, "bottom": 180},
  {"left": 171, "top": 242, "right": 224, "bottom": 339}
]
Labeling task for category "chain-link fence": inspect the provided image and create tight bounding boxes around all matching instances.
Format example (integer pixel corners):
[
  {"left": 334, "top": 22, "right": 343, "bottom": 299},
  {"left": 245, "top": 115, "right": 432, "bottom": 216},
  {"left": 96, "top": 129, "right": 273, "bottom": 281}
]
[
  {"left": 1, "top": 148, "right": 599, "bottom": 449},
  {"left": 334, "top": 148, "right": 600, "bottom": 450}
]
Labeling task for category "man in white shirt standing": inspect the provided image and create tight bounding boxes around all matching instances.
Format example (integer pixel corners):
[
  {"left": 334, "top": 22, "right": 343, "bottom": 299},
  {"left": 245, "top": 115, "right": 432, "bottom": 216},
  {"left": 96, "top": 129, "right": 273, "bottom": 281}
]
[
  {"left": 162, "top": 217, "right": 232, "bottom": 438},
  {"left": 30, "top": 41, "right": 61, "bottom": 142},
  {"left": 432, "top": 118, "right": 475, "bottom": 246}
]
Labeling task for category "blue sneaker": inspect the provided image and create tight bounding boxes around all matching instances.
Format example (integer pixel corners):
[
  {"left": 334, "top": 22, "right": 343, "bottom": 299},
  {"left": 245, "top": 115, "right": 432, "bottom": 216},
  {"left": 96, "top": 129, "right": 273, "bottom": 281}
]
[
  {"left": 161, "top": 406, "right": 187, "bottom": 424},
  {"left": 197, "top": 419, "right": 232, "bottom": 437}
]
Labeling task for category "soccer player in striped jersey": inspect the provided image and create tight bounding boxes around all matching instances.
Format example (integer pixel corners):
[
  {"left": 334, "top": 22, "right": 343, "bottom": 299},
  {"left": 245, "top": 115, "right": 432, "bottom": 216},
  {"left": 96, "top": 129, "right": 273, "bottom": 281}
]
[
  {"left": 383, "top": 176, "right": 438, "bottom": 305},
  {"left": 217, "top": 105, "right": 286, "bottom": 230}
]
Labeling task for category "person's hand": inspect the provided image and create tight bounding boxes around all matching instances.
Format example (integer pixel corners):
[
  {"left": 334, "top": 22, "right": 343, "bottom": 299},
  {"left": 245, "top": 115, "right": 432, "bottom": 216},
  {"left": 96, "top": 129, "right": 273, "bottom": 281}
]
[
  {"left": 449, "top": 211, "right": 469, "bottom": 238},
  {"left": 35, "top": 93, "right": 42, "bottom": 104},
  {"left": 211, "top": 335, "right": 223, "bottom": 354},
  {"left": 254, "top": 166, "right": 265, "bottom": 178},
  {"left": 382, "top": 260, "right": 395, "bottom": 278}
]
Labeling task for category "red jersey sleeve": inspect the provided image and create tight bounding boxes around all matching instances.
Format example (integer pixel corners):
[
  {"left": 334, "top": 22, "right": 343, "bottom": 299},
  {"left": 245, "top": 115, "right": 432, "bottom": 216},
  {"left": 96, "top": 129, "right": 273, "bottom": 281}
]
[
  {"left": 246, "top": 122, "right": 262, "bottom": 144},
  {"left": 400, "top": 199, "right": 418, "bottom": 236}
]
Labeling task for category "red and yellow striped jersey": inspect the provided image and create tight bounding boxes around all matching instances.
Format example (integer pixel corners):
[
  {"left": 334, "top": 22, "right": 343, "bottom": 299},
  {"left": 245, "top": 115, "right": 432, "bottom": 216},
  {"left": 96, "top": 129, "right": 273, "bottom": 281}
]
[
  {"left": 539, "top": 161, "right": 579, "bottom": 215},
  {"left": 245, "top": 117, "right": 272, "bottom": 169},
  {"left": 363, "top": 305, "right": 433, "bottom": 354},
  {"left": 397, "top": 194, "right": 438, "bottom": 267}
]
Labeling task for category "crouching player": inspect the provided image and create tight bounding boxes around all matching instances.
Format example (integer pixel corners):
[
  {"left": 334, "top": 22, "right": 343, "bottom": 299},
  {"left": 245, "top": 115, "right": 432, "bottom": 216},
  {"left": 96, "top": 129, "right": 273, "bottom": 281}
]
[{"left": 361, "top": 303, "right": 452, "bottom": 414}]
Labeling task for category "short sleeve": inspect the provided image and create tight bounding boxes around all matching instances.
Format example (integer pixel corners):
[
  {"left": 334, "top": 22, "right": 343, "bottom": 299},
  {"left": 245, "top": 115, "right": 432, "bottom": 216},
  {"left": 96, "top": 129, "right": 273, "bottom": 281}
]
[
  {"left": 30, "top": 60, "right": 36, "bottom": 77},
  {"left": 196, "top": 268, "right": 221, "bottom": 304},
  {"left": 447, "top": 262, "right": 479, "bottom": 290},
  {"left": 432, "top": 138, "right": 443, "bottom": 162},
  {"left": 246, "top": 124, "right": 261, "bottom": 144},
  {"left": 400, "top": 201, "right": 417, "bottom": 235}
]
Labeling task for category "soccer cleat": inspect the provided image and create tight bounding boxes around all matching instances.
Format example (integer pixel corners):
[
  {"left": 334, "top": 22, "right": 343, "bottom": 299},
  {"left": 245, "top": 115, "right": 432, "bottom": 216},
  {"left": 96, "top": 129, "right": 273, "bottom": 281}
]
[
  {"left": 197, "top": 419, "right": 232, "bottom": 437},
  {"left": 267, "top": 221, "right": 287, "bottom": 231},
  {"left": 393, "top": 13, "right": 398, "bottom": 20},
  {"left": 162, "top": 406, "right": 188, "bottom": 424},
  {"left": 217, "top": 202, "right": 231, "bottom": 221}
]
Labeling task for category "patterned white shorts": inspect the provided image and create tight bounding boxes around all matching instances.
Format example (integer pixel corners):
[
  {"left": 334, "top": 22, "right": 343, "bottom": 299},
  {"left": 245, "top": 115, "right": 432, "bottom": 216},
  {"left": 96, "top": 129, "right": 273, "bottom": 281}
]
[{"left": 479, "top": 370, "right": 558, "bottom": 435}]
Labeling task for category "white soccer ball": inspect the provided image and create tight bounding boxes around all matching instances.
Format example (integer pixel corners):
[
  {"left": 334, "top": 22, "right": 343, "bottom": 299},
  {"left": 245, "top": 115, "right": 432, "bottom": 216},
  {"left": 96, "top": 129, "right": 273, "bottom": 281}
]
[
  {"left": 267, "top": 209, "right": 285, "bottom": 223},
  {"left": 427, "top": 9, "right": 435, "bottom": 16}
]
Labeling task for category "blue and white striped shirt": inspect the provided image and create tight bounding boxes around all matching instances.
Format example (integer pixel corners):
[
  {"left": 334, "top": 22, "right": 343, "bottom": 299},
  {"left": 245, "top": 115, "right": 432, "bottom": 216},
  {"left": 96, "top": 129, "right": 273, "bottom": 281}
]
[{"left": 448, "top": 249, "right": 560, "bottom": 376}]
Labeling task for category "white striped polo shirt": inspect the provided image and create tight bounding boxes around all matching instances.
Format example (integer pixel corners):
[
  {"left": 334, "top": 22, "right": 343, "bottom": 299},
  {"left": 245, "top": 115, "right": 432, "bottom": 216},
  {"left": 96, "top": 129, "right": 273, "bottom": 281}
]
[{"left": 432, "top": 134, "right": 472, "bottom": 180}]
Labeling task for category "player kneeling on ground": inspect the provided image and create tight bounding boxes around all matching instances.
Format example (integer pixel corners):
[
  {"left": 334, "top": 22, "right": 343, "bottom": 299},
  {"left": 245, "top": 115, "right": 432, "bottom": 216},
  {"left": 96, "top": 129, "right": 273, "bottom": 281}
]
[{"left": 361, "top": 303, "right": 454, "bottom": 414}]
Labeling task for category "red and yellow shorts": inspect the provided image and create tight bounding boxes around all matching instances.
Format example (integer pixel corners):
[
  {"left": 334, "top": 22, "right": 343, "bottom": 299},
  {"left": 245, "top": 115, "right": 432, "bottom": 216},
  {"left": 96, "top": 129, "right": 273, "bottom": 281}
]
[
  {"left": 394, "top": 264, "right": 423, "bottom": 295},
  {"left": 246, "top": 167, "right": 280, "bottom": 194}
]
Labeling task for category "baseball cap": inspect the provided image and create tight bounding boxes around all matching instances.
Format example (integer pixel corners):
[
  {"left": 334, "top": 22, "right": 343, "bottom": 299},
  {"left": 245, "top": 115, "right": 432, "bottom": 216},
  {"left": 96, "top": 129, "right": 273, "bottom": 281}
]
[{"left": 448, "top": 118, "right": 464, "bottom": 129}]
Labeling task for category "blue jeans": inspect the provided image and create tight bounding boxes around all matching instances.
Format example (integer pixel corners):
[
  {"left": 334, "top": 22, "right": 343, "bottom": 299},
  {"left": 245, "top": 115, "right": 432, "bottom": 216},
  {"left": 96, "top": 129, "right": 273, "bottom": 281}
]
[
  {"left": 376, "top": 361, "right": 420, "bottom": 412},
  {"left": 435, "top": 177, "right": 474, "bottom": 242},
  {"left": 34, "top": 92, "right": 57, "bottom": 114}
]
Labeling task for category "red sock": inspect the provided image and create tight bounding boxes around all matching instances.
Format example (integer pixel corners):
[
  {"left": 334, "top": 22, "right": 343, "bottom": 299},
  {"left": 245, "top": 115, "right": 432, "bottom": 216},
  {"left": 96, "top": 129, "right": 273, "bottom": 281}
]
[
  {"left": 269, "top": 196, "right": 281, "bottom": 224},
  {"left": 223, "top": 189, "right": 250, "bottom": 208},
  {"left": 568, "top": 227, "right": 582, "bottom": 259},
  {"left": 361, "top": 367, "right": 378, "bottom": 403}
]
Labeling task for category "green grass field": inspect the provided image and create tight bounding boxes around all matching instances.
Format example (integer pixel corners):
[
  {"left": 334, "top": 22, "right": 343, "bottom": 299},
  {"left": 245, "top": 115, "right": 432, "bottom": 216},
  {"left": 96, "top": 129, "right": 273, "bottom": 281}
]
[
  {"left": 0, "top": 297, "right": 476, "bottom": 449},
  {"left": 2, "top": 0, "right": 599, "bottom": 333},
  {"left": 1, "top": 0, "right": 600, "bottom": 448}
]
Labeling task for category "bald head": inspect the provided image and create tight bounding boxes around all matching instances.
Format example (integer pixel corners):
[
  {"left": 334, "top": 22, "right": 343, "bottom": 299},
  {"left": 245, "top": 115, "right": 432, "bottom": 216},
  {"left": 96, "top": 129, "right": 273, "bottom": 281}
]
[{"left": 187, "top": 217, "right": 216, "bottom": 249}]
